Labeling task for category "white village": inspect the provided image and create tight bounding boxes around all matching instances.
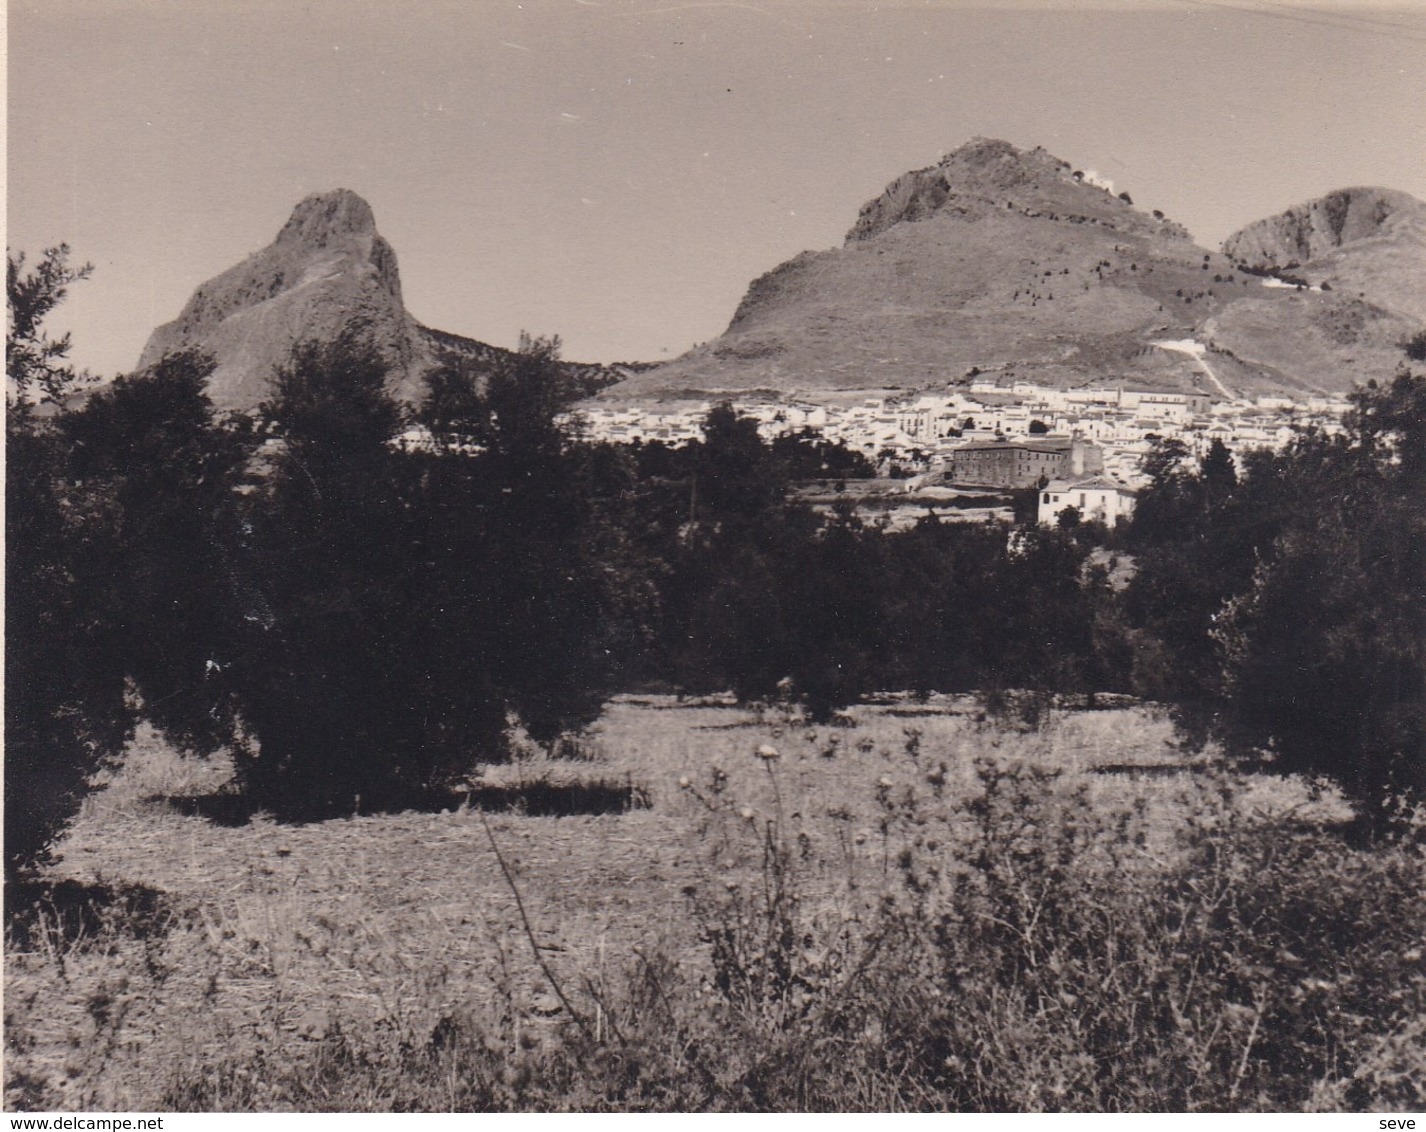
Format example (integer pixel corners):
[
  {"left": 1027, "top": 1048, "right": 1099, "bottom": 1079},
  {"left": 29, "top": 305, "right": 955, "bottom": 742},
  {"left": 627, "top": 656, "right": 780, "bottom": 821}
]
[{"left": 570, "top": 374, "right": 1353, "bottom": 525}]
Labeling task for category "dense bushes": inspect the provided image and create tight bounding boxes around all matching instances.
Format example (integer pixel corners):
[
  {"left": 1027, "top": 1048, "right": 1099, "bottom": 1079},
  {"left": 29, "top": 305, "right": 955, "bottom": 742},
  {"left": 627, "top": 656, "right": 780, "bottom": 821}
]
[
  {"left": 5, "top": 405, "right": 132, "bottom": 874},
  {"left": 1126, "top": 377, "right": 1426, "bottom": 827},
  {"left": 1219, "top": 375, "right": 1426, "bottom": 820},
  {"left": 6, "top": 318, "right": 651, "bottom": 833},
  {"left": 1, "top": 263, "right": 1119, "bottom": 844},
  {"left": 220, "top": 335, "right": 433, "bottom": 812},
  {"left": 5, "top": 248, "right": 133, "bottom": 875},
  {"left": 612, "top": 410, "right": 1117, "bottom": 714},
  {"left": 58, "top": 353, "right": 254, "bottom": 759}
]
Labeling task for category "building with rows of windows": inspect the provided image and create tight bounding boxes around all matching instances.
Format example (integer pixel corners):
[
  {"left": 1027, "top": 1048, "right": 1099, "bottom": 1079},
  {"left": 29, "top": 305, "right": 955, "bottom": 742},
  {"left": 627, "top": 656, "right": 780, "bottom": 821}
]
[{"left": 946, "top": 437, "right": 1103, "bottom": 488}]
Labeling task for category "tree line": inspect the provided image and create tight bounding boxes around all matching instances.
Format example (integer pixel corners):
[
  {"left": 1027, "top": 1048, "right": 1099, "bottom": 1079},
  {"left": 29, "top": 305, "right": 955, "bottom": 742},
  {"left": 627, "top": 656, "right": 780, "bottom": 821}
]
[{"left": 8, "top": 246, "right": 1424, "bottom": 874}]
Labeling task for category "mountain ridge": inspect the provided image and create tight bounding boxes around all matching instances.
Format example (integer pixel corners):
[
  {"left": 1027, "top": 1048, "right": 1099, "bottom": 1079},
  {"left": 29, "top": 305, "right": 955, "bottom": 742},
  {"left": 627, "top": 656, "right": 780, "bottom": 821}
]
[
  {"left": 600, "top": 140, "right": 1423, "bottom": 403},
  {"left": 137, "top": 146, "right": 1424, "bottom": 412}
]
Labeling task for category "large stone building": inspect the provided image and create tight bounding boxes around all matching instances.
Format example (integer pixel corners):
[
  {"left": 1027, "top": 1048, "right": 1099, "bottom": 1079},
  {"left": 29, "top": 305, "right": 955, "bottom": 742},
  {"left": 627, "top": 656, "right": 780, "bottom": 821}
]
[{"left": 947, "top": 437, "right": 1103, "bottom": 488}]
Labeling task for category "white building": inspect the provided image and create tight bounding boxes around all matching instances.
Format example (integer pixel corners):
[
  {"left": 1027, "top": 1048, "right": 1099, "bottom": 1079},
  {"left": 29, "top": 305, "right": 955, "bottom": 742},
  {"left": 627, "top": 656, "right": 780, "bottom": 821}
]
[{"left": 1039, "top": 476, "right": 1137, "bottom": 527}]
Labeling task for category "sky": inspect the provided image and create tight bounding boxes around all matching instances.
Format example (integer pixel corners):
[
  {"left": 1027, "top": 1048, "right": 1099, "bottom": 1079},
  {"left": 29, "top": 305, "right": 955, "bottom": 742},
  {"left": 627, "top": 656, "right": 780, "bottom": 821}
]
[{"left": 8, "top": 0, "right": 1426, "bottom": 377}]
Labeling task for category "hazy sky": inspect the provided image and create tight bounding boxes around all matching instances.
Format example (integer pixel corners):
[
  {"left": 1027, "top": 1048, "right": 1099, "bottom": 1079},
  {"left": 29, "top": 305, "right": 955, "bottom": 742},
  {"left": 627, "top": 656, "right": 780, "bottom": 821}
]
[{"left": 9, "top": 0, "right": 1425, "bottom": 376}]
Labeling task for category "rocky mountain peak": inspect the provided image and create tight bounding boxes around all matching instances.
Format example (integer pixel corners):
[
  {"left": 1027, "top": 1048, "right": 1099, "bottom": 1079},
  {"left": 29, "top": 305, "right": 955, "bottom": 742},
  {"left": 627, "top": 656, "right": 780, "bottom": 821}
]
[
  {"left": 137, "top": 190, "right": 627, "bottom": 412},
  {"left": 604, "top": 141, "right": 1421, "bottom": 403},
  {"left": 845, "top": 137, "right": 1166, "bottom": 245},
  {"left": 137, "top": 189, "right": 417, "bottom": 409},
  {"left": 936, "top": 136, "right": 1073, "bottom": 191},
  {"left": 1222, "top": 187, "right": 1425, "bottom": 269},
  {"left": 276, "top": 189, "right": 380, "bottom": 249}
]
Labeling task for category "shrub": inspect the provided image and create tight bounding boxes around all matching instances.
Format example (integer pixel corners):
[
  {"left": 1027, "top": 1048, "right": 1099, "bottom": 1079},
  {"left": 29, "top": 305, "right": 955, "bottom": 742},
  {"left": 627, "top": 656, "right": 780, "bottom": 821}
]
[
  {"left": 148, "top": 755, "right": 1426, "bottom": 1112},
  {"left": 57, "top": 353, "right": 254, "bottom": 760}
]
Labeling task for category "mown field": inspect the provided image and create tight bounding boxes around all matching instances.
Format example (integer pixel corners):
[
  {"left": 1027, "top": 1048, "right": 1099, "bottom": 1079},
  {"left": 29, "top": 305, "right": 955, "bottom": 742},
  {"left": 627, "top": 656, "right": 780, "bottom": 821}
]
[{"left": 6, "top": 696, "right": 1423, "bottom": 1112}]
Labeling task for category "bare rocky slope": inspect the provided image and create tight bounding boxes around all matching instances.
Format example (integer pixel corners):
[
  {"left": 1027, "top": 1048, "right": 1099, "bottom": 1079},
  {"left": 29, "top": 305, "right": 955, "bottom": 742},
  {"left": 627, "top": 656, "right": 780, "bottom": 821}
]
[
  {"left": 599, "top": 140, "right": 1424, "bottom": 403},
  {"left": 138, "top": 189, "right": 627, "bottom": 412},
  {"left": 1222, "top": 187, "right": 1426, "bottom": 307}
]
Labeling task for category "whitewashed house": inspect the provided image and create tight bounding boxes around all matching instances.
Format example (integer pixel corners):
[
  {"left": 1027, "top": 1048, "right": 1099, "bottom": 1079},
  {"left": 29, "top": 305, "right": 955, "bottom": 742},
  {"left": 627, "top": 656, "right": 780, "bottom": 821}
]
[{"left": 1039, "top": 476, "right": 1137, "bottom": 527}]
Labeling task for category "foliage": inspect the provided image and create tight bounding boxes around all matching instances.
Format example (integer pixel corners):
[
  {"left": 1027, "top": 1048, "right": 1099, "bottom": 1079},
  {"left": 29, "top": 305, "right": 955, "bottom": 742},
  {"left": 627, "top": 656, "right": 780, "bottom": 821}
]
[
  {"left": 7, "top": 245, "right": 94, "bottom": 404},
  {"left": 5, "top": 249, "right": 130, "bottom": 877},
  {"left": 625, "top": 405, "right": 1117, "bottom": 717},
  {"left": 417, "top": 334, "right": 650, "bottom": 747},
  {"left": 168, "top": 332, "right": 653, "bottom": 816},
  {"left": 1215, "top": 374, "right": 1426, "bottom": 825},
  {"left": 17, "top": 238, "right": 1412, "bottom": 841},
  {"left": 1125, "top": 437, "right": 1285, "bottom": 729},
  {"left": 1128, "top": 376, "right": 1426, "bottom": 827},
  {"left": 57, "top": 353, "right": 254, "bottom": 758},
  {"left": 695, "top": 401, "right": 788, "bottom": 524},
  {"left": 769, "top": 428, "right": 876, "bottom": 481},
  {"left": 6, "top": 251, "right": 255, "bottom": 874},
  {"left": 200, "top": 334, "right": 418, "bottom": 812},
  {"left": 5, "top": 411, "right": 132, "bottom": 875}
]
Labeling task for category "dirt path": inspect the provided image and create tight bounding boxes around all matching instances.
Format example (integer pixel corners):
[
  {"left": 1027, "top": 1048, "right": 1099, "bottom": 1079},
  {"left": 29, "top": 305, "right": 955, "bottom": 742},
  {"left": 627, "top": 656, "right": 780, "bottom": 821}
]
[{"left": 1152, "top": 337, "right": 1235, "bottom": 400}]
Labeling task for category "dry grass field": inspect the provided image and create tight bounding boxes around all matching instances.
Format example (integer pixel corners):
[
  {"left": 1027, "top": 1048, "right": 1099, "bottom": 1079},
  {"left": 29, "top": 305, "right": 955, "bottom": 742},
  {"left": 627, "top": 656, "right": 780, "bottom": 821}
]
[{"left": 6, "top": 696, "right": 1421, "bottom": 1112}]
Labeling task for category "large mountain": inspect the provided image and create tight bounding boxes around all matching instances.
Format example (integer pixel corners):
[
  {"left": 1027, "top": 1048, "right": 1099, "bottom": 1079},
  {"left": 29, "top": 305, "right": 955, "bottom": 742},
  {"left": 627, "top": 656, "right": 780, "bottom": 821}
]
[
  {"left": 138, "top": 189, "right": 628, "bottom": 412},
  {"left": 601, "top": 139, "right": 1424, "bottom": 402}
]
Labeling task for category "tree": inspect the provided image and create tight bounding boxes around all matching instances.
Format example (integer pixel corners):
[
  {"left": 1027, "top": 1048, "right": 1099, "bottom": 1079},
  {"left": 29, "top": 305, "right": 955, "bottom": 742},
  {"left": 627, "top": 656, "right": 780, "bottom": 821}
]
[
  {"left": 657, "top": 405, "right": 804, "bottom": 699},
  {"left": 5, "top": 248, "right": 130, "bottom": 875},
  {"left": 780, "top": 502, "right": 884, "bottom": 719},
  {"left": 769, "top": 429, "right": 875, "bottom": 481},
  {"left": 57, "top": 352, "right": 254, "bottom": 759},
  {"left": 1214, "top": 374, "right": 1426, "bottom": 829},
  {"left": 7, "top": 245, "right": 94, "bottom": 404},
  {"left": 227, "top": 333, "right": 421, "bottom": 813},
  {"left": 1127, "top": 375, "right": 1426, "bottom": 829},
  {"left": 1200, "top": 437, "right": 1238, "bottom": 510},
  {"left": 1010, "top": 483, "right": 1043, "bottom": 526},
  {"left": 214, "top": 332, "right": 648, "bottom": 816},
  {"left": 1125, "top": 437, "right": 1288, "bottom": 733},
  {"left": 695, "top": 402, "right": 786, "bottom": 525},
  {"left": 454, "top": 334, "right": 641, "bottom": 745}
]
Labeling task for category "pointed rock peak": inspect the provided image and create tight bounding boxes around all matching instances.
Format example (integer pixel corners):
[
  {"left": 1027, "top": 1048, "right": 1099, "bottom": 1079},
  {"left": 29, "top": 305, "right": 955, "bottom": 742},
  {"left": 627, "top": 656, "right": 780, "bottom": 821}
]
[{"left": 276, "top": 189, "right": 379, "bottom": 248}]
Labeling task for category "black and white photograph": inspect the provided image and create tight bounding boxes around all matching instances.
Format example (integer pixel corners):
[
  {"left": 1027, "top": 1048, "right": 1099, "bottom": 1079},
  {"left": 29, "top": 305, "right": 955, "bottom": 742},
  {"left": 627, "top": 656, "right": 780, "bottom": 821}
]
[{"left": 6, "top": 0, "right": 1425, "bottom": 1115}]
